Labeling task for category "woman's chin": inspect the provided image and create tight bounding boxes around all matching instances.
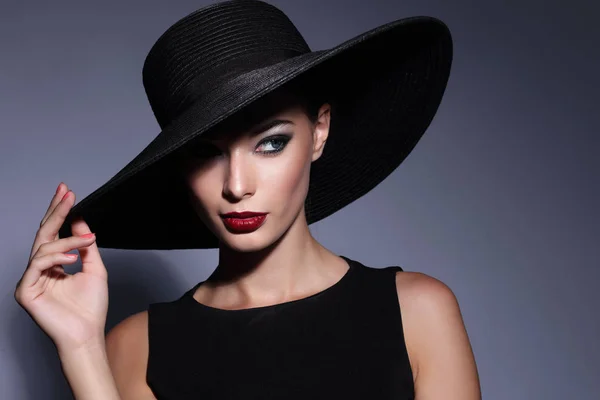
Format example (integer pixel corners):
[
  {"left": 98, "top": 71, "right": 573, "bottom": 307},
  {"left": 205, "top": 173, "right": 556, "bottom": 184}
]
[{"left": 218, "top": 230, "right": 275, "bottom": 253}]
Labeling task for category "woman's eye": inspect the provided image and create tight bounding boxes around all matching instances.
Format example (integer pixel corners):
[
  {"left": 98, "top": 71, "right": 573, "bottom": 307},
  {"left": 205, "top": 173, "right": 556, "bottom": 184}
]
[{"left": 256, "top": 135, "right": 291, "bottom": 155}]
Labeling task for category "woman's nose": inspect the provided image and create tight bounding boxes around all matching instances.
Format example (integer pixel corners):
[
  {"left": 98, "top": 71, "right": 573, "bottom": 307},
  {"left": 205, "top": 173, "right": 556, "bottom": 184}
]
[{"left": 222, "top": 150, "right": 255, "bottom": 201}]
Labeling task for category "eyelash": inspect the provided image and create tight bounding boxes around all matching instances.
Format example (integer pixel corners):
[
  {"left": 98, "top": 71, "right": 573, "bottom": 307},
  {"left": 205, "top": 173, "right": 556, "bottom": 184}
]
[{"left": 256, "top": 134, "right": 291, "bottom": 156}]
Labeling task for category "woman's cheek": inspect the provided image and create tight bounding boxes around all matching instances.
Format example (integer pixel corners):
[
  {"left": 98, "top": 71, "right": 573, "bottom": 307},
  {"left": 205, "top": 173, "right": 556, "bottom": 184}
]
[
  {"left": 188, "top": 173, "right": 221, "bottom": 226},
  {"left": 266, "top": 153, "right": 307, "bottom": 194}
]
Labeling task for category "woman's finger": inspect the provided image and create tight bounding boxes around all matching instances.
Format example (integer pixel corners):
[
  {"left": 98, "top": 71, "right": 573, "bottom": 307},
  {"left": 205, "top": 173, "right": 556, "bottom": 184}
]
[
  {"left": 30, "top": 191, "right": 75, "bottom": 260},
  {"left": 71, "top": 218, "right": 105, "bottom": 279},
  {"left": 29, "top": 183, "right": 68, "bottom": 261},
  {"left": 17, "top": 252, "right": 79, "bottom": 292},
  {"left": 40, "top": 183, "right": 68, "bottom": 228},
  {"left": 34, "top": 234, "right": 98, "bottom": 258}
]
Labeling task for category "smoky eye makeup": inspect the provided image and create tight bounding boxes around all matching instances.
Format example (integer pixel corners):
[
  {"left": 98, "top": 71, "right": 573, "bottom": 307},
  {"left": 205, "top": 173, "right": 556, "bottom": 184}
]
[
  {"left": 255, "top": 133, "right": 292, "bottom": 155},
  {"left": 184, "top": 132, "right": 293, "bottom": 162}
]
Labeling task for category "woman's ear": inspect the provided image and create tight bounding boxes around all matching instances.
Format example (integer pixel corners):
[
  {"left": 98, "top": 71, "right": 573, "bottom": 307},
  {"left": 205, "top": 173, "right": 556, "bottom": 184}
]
[{"left": 312, "top": 103, "right": 331, "bottom": 162}]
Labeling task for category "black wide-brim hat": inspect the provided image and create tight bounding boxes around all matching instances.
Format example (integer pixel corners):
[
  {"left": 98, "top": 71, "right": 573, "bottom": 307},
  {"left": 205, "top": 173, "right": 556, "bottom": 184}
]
[{"left": 58, "top": 0, "right": 453, "bottom": 250}]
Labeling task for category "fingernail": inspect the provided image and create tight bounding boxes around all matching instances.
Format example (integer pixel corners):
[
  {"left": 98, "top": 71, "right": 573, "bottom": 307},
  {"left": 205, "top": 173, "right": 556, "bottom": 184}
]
[
  {"left": 81, "top": 233, "right": 95, "bottom": 239},
  {"left": 62, "top": 191, "right": 71, "bottom": 201},
  {"left": 56, "top": 183, "right": 63, "bottom": 194}
]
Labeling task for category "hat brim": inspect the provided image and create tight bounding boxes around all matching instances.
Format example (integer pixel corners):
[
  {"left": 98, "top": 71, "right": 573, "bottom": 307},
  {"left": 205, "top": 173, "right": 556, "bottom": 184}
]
[{"left": 59, "top": 16, "right": 452, "bottom": 250}]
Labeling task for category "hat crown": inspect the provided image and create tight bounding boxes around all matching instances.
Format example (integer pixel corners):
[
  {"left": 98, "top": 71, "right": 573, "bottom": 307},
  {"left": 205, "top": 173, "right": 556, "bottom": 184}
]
[{"left": 142, "top": 0, "right": 311, "bottom": 129}]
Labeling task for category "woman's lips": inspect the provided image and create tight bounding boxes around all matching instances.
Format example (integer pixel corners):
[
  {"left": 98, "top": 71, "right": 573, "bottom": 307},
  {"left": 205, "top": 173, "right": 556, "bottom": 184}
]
[{"left": 220, "top": 212, "right": 267, "bottom": 233}]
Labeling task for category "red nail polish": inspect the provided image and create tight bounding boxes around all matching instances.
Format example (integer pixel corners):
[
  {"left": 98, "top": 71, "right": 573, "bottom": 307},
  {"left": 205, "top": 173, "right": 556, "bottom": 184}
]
[
  {"left": 56, "top": 183, "right": 62, "bottom": 194},
  {"left": 62, "top": 191, "right": 70, "bottom": 201},
  {"left": 81, "top": 233, "right": 95, "bottom": 239}
]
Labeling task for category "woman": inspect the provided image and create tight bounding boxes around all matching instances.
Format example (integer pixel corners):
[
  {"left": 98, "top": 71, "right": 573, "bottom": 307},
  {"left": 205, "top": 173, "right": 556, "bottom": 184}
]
[{"left": 15, "top": 1, "right": 480, "bottom": 399}]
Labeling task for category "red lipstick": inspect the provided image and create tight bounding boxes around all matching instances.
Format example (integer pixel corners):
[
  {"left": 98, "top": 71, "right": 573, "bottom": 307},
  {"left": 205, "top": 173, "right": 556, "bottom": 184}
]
[{"left": 220, "top": 211, "right": 268, "bottom": 233}]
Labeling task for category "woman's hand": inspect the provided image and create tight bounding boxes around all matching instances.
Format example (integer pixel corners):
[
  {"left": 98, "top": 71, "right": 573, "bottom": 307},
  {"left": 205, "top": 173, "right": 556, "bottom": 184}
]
[{"left": 15, "top": 183, "right": 109, "bottom": 354}]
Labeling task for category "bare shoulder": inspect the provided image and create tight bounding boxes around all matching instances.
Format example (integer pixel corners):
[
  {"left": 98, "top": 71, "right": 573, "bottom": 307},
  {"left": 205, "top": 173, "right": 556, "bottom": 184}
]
[
  {"left": 393, "top": 272, "right": 457, "bottom": 377},
  {"left": 394, "top": 271, "right": 460, "bottom": 318},
  {"left": 395, "top": 270, "right": 455, "bottom": 300},
  {"left": 394, "top": 271, "right": 481, "bottom": 399},
  {"left": 105, "top": 310, "right": 157, "bottom": 400}
]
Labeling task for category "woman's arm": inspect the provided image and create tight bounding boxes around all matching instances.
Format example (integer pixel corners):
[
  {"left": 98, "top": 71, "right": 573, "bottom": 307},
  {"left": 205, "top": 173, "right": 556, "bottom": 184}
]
[
  {"left": 58, "top": 310, "right": 156, "bottom": 400},
  {"left": 58, "top": 341, "right": 121, "bottom": 400},
  {"left": 58, "top": 312, "right": 158, "bottom": 400},
  {"left": 13, "top": 183, "right": 127, "bottom": 400},
  {"left": 396, "top": 271, "right": 481, "bottom": 400}
]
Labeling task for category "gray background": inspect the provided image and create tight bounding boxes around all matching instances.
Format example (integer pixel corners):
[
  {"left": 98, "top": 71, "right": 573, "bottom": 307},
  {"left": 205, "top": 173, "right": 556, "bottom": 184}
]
[{"left": 1, "top": 0, "right": 598, "bottom": 399}]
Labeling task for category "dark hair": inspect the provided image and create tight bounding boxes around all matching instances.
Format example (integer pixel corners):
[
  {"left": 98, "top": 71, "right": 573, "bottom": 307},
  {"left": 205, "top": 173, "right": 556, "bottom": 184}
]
[{"left": 280, "top": 75, "right": 328, "bottom": 124}]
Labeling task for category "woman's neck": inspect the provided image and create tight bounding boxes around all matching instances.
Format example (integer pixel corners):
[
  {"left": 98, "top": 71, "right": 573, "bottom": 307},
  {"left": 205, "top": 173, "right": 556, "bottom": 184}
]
[{"left": 199, "top": 215, "right": 347, "bottom": 309}]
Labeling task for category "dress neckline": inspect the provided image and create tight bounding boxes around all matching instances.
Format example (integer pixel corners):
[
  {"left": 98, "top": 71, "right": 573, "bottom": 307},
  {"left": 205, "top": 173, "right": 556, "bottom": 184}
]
[{"left": 182, "top": 255, "right": 356, "bottom": 314}]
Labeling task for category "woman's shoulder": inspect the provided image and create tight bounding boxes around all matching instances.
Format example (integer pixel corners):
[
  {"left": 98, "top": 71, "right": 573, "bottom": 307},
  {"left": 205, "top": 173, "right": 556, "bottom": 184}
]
[
  {"left": 393, "top": 271, "right": 462, "bottom": 342},
  {"left": 394, "top": 270, "right": 457, "bottom": 304},
  {"left": 105, "top": 308, "right": 149, "bottom": 353},
  {"left": 393, "top": 270, "right": 462, "bottom": 339},
  {"left": 105, "top": 311, "right": 156, "bottom": 399},
  {"left": 393, "top": 270, "right": 478, "bottom": 395}
]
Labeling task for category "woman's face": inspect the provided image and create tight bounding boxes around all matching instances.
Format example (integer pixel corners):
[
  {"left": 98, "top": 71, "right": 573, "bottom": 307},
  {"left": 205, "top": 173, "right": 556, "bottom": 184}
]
[{"left": 181, "top": 98, "right": 330, "bottom": 252}]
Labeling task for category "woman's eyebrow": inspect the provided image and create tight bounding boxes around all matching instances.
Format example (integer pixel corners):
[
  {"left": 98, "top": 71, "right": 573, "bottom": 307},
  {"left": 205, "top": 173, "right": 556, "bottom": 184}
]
[
  {"left": 249, "top": 119, "right": 294, "bottom": 135},
  {"left": 199, "top": 118, "right": 295, "bottom": 144}
]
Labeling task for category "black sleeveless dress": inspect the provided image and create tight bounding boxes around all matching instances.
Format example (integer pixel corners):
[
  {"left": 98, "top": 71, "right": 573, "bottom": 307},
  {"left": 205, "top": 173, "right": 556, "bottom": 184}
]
[{"left": 146, "top": 256, "right": 414, "bottom": 399}]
